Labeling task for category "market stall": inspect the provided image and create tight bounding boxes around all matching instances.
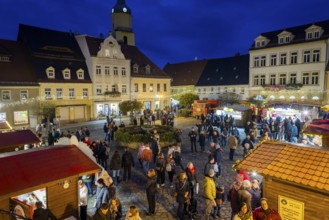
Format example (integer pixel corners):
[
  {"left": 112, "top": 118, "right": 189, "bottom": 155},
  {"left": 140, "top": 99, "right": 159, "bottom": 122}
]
[
  {"left": 0, "top": 145, "right": 101, "bottom": 220},
  {"left": 302, "top": 119, "right": 329, "bottom": 147},
  {"left": 216, "top": 105, "right": 252, "bottom": 127},
  {"left": 233, "top": 141, "right": 329, "bottom": 220},
  {"left": 0, "top": 129, "right": 40, "bottom": 153}
]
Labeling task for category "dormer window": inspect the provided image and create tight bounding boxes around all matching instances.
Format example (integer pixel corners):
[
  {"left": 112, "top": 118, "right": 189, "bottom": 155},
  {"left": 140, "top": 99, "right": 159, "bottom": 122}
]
[
  {"left": 254, "top": 35, "right": 269, "bottom": 48},
  {"left": 76, "top": 69, "right": 84, "bottom": 79},
  {"left": 278, "top": 31, "right": 294, "bottom": 44},
  {"left": 305, "top": 25, "right": 323, "bottom": 40},
  {"left": 145, "top": 65, "right": 151, "bottom": 74},
  {"left": 62, "top": 68, "right": 71, "bottom": 79},
  {"left": 133, "top": 64, "right": 139, "bottom": 73},
  {"left": 46, "top": 66, "right": 55, "bottom": 79}
]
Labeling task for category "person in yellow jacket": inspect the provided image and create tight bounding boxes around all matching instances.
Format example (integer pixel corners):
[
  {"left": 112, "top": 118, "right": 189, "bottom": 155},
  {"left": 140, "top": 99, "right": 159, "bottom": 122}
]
[{"left": 204, "top": 169, "right": 216, "bottom": 220}]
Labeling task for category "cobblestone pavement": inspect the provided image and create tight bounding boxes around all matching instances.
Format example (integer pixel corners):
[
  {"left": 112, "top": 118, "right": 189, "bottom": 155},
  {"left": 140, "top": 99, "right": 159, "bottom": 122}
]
[{"left": 62, "top": 117, "right": 246, "bottom": 220}]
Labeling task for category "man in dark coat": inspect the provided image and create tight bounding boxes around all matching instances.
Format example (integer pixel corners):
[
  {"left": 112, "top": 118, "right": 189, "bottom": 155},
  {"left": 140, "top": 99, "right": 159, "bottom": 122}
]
[
  {"left": 174, "top": 171, "right": 189, "bottom": 220},
  {"left": 146, "top": 169, "right": 157, "bottom": 216},
  {"left": 33, "top": 201, "right": 57, "bottom": 220},
  {"left": 188, "top": 127, "right": 197, "bottom": 153},
  {"left": 121, "top": 147, "right": 135, "bottom": 181},
  {"left": 151, "top": 139, "right": 159, "bottom": 163}
]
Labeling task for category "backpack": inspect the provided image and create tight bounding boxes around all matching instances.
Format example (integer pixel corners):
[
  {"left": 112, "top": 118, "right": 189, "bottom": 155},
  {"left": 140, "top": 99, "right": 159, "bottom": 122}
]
[
  {"left": 142, "top": 149, "right": 152, "bottom": 162},
  {"left": 166, "top": 162, "right": 172, "bottom": 172}
]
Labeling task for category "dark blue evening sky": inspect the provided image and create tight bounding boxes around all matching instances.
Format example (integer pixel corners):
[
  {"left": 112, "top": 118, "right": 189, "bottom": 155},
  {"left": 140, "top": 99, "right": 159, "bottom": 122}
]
[{"left": 1, "top": 0, "right": 328, "bottom": 68}]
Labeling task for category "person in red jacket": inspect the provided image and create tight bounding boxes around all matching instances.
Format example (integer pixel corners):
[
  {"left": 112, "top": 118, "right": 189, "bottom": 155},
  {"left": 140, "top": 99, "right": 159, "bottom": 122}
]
[{"left": 253, "top": 198, "right": 282, "bottom": 220}]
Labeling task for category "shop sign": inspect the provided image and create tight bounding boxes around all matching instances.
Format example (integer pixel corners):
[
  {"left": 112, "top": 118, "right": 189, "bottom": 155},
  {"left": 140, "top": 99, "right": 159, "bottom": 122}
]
[
  {"left": 278, "top": 195, "right": 304, "bottom": 220},
  {"left": 13, "top": 111, "right": 29, "bottom": 125}
]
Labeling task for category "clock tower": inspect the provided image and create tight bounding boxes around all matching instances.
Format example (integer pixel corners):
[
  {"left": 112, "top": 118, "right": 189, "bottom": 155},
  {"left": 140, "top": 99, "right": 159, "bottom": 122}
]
[{"left": 111, "top": 0, "right": 135, "bottom": 46}]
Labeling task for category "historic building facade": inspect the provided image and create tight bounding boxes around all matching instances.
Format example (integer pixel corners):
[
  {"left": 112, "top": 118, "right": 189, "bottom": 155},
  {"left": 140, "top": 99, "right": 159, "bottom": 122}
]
[
  {"left": 18, "top": 24, "right": 93, "bottom": 124},
  {"left": 0, "top": 39, "right": 39, "bottom": 128},
  {"left": 249, "top": 20, "right": 329, "bottom": 109}
]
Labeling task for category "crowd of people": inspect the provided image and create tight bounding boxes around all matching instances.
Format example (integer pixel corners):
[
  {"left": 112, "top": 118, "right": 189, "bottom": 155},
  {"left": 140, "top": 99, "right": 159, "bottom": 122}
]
[{"left": 39, "top": 110, "right": 288, "bottom": 220}]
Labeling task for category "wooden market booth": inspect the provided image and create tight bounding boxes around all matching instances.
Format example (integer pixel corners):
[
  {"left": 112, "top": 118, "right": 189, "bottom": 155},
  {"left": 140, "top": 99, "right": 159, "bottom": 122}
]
[
  {"left": 233, "top": 141, "right": 329, "bottom": 220},
  {"left": 0, "top": 129, "right": 40, "bottom": 153},
  {"left": 215, "top": 104, "right": 252, "bottom": 127},
  {"left": 302, "top": 119, "right": 329, "bottom": 147},
  {"left": 0, "top": 145, "right": 101, "bottom": 220}
]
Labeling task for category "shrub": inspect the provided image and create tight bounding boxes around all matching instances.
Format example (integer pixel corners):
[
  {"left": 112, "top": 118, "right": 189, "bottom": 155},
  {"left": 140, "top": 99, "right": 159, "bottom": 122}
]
[
  {"left": 116, "top": 125, "right": 175, "bottom": 149},
  {"left": 179, "top": 108, "right": 191, "bottom": 117}
]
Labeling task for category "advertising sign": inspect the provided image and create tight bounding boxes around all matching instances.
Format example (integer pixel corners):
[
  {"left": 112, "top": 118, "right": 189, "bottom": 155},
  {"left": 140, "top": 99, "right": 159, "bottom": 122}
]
[
  {"left": 278, "top": 195, "right": 304, "bottom": 220},
  {"left": 13, "top": 111, "right": 29, "bottom": 125}
]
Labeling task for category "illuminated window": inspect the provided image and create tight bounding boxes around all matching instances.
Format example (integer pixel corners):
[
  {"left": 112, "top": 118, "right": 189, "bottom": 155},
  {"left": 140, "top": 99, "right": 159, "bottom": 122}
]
[
  {"left": 56, "top": 88, "right": 63, "bottom": 99},
  {"left": 20, "top": 90, "right": 28, "bottom": 101},
  {"left": 83, "top": 88, "right": 88, "bottom": 98},
  {"left": 45, "top": 88, "right": 51, "bottom": 99},
  {"left": 76, "top": 69, "right": 84, "bottom": 79},
  {"left": 149, "top": 83, "right": 153, "bottom": 92},
  {"left": 62, "top": 68, "right": 71, "bottom": 79},
  {"left": 69, "top": 88, "right": 75, "bottom": 99},
  {"left": 2, "top": 90, "right": 11, "bottom": 101},
  {"left": 46, "top": 66, "right": 55, "bottom": 78}
]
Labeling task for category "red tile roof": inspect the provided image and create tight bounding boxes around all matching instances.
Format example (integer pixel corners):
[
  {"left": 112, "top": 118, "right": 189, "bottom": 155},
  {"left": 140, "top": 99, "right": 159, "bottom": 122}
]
[
  {"left": 0, "top": 145, "right": 101, "bottom": 195},
  {"left": 233, "top": 141, "right": 329, "bottom": 192},
  {"left": 0, "top": 130, "right": 40, "bottom": 149}
]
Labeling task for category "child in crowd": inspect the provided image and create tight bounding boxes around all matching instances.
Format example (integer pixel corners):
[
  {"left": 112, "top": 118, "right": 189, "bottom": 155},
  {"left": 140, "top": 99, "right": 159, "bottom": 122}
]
[{"left": 214, "top": 185, "right": 225, "bottom": 218}]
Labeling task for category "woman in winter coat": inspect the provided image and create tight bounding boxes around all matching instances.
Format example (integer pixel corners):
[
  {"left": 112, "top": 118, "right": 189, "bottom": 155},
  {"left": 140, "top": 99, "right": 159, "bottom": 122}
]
[
  {"left": 110, "top": 151, "right": 121, "bottom": 185},
  {"left": 145, "top": 169, "right": 157, "bottom": 216},
  {"left": 234, "top": 202, "right": 253, "bottom": 220},
  {"left": 166, "top": 154, "right": 176, "bottom": 187},
  {"left": 95, "top": 178, "right": 109, "bottom": 210},
  {"left": 185, "top": 162, "right": 198, "bottom": 199},
  {"left": 108, "top": 197, "right": 122, "bottom": 220},
  {"left": 249, "top": 179, "right": 261, "bottom": 210}
]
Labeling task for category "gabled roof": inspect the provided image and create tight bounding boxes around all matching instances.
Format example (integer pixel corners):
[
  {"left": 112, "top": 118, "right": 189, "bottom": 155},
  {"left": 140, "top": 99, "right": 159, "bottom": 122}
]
[
  {"left": 163, "top": 60, "right": 208, "bottom": 86},
  {"left": 84, "top": 35, "right": 171, "bottom": 79},
  {"left": 0, "top": 145, "right": 101, "bottom": 195},
  {"left": 17, "top": 24, "right": 91, "bottom": 83},
  {"left": 233, "top": 141, "right": 329, "bottom": 192},
  {"left": 250, "top": 19, "right": 329, "bottom": 50},
  {"left": 0, "top": 39, "right": 38, "bottom": 86},
  {"left": 0, "top": 129, "right": 40, "bottom": 149},
  {"left": 196, "top": 54, "right": 249, "bottom": 86}
]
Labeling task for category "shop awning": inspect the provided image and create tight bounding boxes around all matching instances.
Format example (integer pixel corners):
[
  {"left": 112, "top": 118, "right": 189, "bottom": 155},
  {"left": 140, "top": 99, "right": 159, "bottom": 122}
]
[
  {"left": 0, "top": 129, "right": 40, "bottom": 149},
  {"left": 233, "top": 141, "right": 329, "bottom": 192},
  {"left": 0, "top": 145, "right": 101, "bottom": 195},
  {"left": 303, "top": 119, "right": 329, "bottom": 135}
]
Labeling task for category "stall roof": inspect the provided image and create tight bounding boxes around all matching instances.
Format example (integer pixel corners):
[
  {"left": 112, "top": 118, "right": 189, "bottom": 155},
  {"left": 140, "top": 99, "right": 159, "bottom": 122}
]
[
  {"left": 0, "top": 129, "right": 40, "bottom": 149},
  {"left": 303, "top": 119, "right": 329, "bottom": 135},
  {"left": 233, "top": 141, "right": 329, "bottom": 192},
  {"left": 0, "top": 145, "right": 101, "bottom": 195},
  {"left": 0, "top": 121, "right": 12, "bottom": 131}
]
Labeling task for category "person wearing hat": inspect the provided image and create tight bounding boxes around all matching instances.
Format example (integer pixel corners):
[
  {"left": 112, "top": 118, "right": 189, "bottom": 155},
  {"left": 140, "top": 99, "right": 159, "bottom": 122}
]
[
  {"left": 253, "top": 198, "right": 282, "bottom": 220},
  {"left": 204, "top": 169, "right": 216, "bottom": 220}
]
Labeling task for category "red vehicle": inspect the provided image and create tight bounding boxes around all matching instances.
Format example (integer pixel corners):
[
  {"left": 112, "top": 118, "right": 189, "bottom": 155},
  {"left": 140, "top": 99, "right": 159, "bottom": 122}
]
[{"left": 192, "top": 100, "right": 218, "bottom": 118}]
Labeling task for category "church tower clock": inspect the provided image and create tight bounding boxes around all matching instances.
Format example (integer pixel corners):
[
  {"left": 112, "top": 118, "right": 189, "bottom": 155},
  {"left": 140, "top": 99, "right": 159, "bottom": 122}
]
[{"left": 111, "top": 0, "right": 135, "bottom": 46}]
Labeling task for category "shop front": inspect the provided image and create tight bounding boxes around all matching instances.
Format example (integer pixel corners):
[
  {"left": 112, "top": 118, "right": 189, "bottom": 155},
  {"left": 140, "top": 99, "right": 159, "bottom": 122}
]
[
  {"left": 0, "top": 145, "right": 101, "bottom": 220},
  {"left": 95, "top": 103, "right": 119, "bottom": 118},
  {"left": 215, "top": 105, "right": 252, "bottom": 127}
]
